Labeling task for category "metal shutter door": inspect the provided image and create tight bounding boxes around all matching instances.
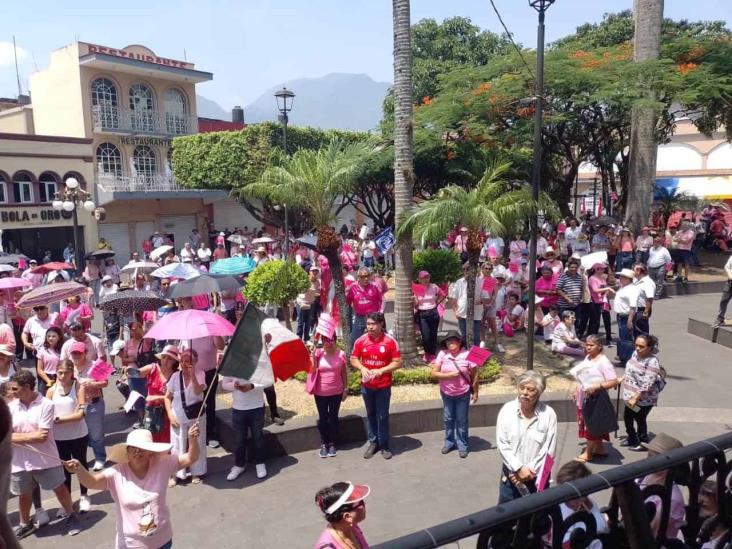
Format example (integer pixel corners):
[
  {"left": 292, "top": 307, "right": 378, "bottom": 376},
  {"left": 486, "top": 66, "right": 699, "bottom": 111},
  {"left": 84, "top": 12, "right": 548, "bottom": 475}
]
[
  {"left": 159, "top": 215, "right": 196, "bottom": 250},
  {"left": 98, "top": 223, "right": 130, "bottom": 264}
]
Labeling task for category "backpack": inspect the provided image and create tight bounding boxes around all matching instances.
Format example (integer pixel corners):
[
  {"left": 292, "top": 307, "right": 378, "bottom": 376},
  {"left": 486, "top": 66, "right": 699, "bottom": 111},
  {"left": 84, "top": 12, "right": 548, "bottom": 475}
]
[{"left": 654, "top": 365, "right": 667, "bottom": 393}]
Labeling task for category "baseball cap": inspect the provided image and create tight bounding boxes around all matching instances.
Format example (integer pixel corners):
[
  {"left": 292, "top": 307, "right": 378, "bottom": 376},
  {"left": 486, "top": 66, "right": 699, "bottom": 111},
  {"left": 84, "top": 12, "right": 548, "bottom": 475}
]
[
  {"left": 418, "top": 270, "right": 430, "bottom": 278},
  {"left": 0, "top": 344, "right": 14, "bottom": 357},
  {"left": 69, "top": 341, "right": 87, "bottom": 354},
  {"left": 109, "top": 340, "right": 125, "bottom": 356}
]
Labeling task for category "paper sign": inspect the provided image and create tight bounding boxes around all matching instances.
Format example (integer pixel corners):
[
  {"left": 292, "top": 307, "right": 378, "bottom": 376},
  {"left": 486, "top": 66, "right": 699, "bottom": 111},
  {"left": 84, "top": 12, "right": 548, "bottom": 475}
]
[
  {"left": 508, "top": 262, "right": 519, "bottom": 274},
  {"left": 580, "top": 251, "right": 608, "bottom": 271},
  {"left": 316, "top": 313, "right": 336, "bottom": 338},
  {"left": 537, "top": 453, "right": 555, "bottom": 491},
  {"left": 482, "top": 277, "right": 497, "bottom": 292},
  {"left": 87, "top": 360, "right": 115, "bottom": 382},
  {"left": 487, "top": 246, "right": 497, "bottom": 259},
  {"left": 412, "top": 283, "right": 426, "bottom": 298},
  {"left": 123, "top": 391, "right": 144, "bottom": 413},
  {"left": 465, "top": 345, "right": 492, "bottom": 366}
]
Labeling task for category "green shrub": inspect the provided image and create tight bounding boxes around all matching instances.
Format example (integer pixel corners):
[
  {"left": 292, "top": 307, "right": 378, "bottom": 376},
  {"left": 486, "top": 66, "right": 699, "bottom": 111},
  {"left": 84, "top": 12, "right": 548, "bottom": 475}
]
[
  {"left": 413, "top": 249, "right": 462, "bottom": 285},
  {"left": 243, "top": 260, "right": 309, "bottom": 307}
]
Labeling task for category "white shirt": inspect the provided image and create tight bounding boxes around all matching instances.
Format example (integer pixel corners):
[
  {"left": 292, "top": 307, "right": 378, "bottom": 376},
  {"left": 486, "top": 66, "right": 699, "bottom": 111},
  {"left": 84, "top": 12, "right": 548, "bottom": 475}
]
[
  {"left": 613, "top": 284, "right": 638, "bottom": 315},
  {"left": 166, "top": 370, "right": 206, "bottom": 424},
  {"left": 647, "top": 246, "right": 672, "bottom": 268},
  {"left": 633, "top": 276, "right": 656, "bottom": 309},
  {"left": 448, "top": 277, "right": 489, "bottom": 320},
  {"left": 180, "top": 248, "right": 194, "bottom": 261},
  {"left": 197, "top": 247, "right": 212, "bottom": 261},
  {"left": 99, "top": 283, "right": 119, "bottom": 301},
  {"left": 496, "top": 398, "right": 557, "bottom": 475},
  {"left": 60, "top": 334, "right": 104, "bottom": 362},
  {"left": 724, "top": 254, "right": 732, "bottom": 280},
  {"left": 152, "top": 235, "right": 164, "bottom": 248},
  {"left": 220, "top": 377, "right": 266, "bottom": 410},
  {"left": 483, "top": 237, "right": 505, "bottom": 256},
  {"left": 23, "top": 314, "right": 59, "bottom": 352},
  {"left": 565, "top": 226, "right": 582, "bottom": 245}
]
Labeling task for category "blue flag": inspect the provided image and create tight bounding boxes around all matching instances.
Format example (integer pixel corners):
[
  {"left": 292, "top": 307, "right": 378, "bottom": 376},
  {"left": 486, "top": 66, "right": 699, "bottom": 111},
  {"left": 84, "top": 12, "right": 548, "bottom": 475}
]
[{"left": 374, "top": 227, "right": 395, "bottom": 254}]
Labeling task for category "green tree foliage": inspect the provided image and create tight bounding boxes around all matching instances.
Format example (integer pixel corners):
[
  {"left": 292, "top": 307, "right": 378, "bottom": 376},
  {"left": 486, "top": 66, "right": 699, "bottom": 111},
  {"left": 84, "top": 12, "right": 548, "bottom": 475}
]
[
  {"left": 412, "top": 249, "right": 462, "bottom": 285},
  {"left": 243, "top": 260, "right": 309, "bottom": 330}
]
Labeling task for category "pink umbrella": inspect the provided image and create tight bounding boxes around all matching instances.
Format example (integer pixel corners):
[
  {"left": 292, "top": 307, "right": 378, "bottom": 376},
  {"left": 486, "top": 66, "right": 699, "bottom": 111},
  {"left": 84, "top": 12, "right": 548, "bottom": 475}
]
[
  {"left": 16, "top": 281, "right": 87, "bottom": 308},
  {"left": 144, "top": 309, "right": 235, "bottom": 340},
  {"left": 0, "top": 278, "right": 32, "bottom": 290}
]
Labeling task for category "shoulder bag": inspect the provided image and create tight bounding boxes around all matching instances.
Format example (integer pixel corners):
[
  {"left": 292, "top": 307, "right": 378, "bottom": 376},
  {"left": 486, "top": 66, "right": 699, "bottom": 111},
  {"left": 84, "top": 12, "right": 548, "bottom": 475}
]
[
  {"left": 136, "top": 338, "right": 157, "bottom": 369},
  {"left": 305, "top": 349, "right": 322, "bottom": 395},
  {"left": 582, "top": 390, "right": 619, "bottom": 437},
  {"left": 447, "top": 356, "right": 475, "bottom": 396},
  {"left": 179, "top": 372, "right": 204, "bottom": 421}
]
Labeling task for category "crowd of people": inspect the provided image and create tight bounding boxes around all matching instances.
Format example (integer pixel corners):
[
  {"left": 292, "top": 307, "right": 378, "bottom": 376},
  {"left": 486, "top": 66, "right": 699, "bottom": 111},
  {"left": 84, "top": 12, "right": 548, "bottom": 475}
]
[{"left": 0, "top": 211, "right": 730, "bottom": 548}]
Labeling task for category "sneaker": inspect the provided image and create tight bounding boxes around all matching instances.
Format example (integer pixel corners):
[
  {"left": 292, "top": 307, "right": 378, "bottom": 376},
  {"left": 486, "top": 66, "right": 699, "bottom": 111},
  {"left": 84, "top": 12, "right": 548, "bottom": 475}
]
[
  {"left": 459, "top": 450, "right": 469, "bottom": 459},
  {"left": 272, "top": 416, "right": 285, "bottom": 426},
  {"left": 34, "top": 507, "right": 50, "bottom": 527},
  {"left": 441, "top": 446, "right": 453, "bottom": 455},
  {"left": 13, "top": 523, "right": 35, "bottom": 540},
  {"left": 363, "top": 442, "right": 379, "bottom": 459},
  {"left": 255, "top": 463, "right": 267, "bottom": 479},
  {"left": 619, "top": 439, "right": 639, "bottom": 448},
  {"left": 497, "top": 344, "right": 506, "bottom": 353},
  {"left": 226, "top": 465, "right": 246, "bottom": 481},
  {"left": 56, "top": 509, "right": 69, "bottom": 520},
  {"left": 327, "top": 444, "right": 337, "bottom": 457},
  {"left": 381, "top": 448, "right": 393, "bottom": 460},
  {"left": 319, "top": 445, "right": 328, "bottom": 458},
  {"left": 65, "top": 514, "right": 82, "bottom": 536},
  {"left": 629, "top": 444, "right": 647, "bottom": 452},
  {"left": 207, "top": 439, "right": 220, "bottom": 449},
  {"left": 78, "top": 495, "right": 91, "bottom": 513},
  {"left": 91, "top": 460, "right": 105, "bottom": 471}
]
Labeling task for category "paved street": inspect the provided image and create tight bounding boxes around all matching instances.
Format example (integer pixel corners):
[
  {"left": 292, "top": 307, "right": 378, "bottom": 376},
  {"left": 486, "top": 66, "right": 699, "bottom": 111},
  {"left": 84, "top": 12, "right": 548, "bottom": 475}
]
[{"left": 12, "top": 291, "right": 732, "bottom": 548}]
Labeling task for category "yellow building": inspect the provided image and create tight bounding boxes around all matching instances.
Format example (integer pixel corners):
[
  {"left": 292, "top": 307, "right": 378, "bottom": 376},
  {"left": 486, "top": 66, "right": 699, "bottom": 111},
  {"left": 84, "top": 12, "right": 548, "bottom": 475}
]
[{"left": 1, "top": 42, "right": 226, "bottom": 262}]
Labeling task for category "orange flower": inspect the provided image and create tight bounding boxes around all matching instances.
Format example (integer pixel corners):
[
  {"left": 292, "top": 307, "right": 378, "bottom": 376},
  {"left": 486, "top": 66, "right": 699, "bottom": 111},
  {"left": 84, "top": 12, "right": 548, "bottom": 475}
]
[
  {"left": 581, "top": 59, "right": 602, "bottom": 70},
  {"left": 422, "top": 96, "right": 432, "bottom": 105},
  {"left": 572, "top": 50, "right": 592, "bottom": 59},
  {"left": 472, "top": 82, "right": 493, "bottom": 96},
  {"left": 676, "top": 62, "right": 698, "bottom": 74}
]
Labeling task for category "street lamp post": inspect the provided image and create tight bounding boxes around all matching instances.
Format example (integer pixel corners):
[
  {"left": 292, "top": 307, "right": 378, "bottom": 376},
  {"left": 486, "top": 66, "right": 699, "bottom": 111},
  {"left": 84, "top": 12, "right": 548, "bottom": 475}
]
[
  {"left": 52, "top": 177, "right": 95, "bottom": 276},
  {"left": 526, "top": 0, "right": 555, "bottom": 370},
  {"left": 274, "top": 87, "right": 295, "bottom": 257}
]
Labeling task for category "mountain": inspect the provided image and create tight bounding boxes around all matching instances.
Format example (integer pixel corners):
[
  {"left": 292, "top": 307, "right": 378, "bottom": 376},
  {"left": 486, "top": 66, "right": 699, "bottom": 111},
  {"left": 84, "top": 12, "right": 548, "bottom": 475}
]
[
  {"left": 196, "top": 94, "right": 230, "bottom": 120},
  {"left": 244, "top": 73, "right": 391, "bottom": 131}
]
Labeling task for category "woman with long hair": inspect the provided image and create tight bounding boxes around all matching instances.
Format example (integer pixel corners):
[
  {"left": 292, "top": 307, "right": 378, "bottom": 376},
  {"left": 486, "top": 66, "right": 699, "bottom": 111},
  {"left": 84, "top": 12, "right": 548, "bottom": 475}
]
[{"left": 36, "top": 326, "right": 64, "bottom": 395}]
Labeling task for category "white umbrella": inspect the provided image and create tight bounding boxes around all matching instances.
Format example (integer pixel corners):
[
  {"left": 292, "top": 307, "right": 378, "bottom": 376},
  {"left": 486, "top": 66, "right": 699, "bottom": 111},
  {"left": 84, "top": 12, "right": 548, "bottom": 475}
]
[
  {"left": 580, "top": 251, "right": 609, "bottom": 270},
  {"left": 121, "top": 261, "right": 159, "bottom": 274},
  {"left": 0, "top": 265, "right": 15, "bottom": 273},
  {"left": 150, "top": 245, "right": 174, "bottom": 261},
  {"left": 150, "top": 262, "right": 201, "bottom": 280},
  {"left": 251, "top": 236, "right": 275, "bottom": 244},
  {"left": 227, "top": 234, "right": 249, "bottom": 245}
]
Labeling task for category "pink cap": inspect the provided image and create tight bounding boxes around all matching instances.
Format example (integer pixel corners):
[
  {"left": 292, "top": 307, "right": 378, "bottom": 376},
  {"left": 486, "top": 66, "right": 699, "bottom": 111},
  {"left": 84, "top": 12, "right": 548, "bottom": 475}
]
[
  {"left": 418, "top": 271, "right": 430, "bottom": 278},
  {"left": 69, "top": 341, "right": 87, "bottom": 354}
]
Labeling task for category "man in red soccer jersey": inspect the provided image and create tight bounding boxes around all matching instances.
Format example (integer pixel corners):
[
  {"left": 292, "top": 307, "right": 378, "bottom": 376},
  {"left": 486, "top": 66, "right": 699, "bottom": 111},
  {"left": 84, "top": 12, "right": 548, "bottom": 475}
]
[{"left": 350, "top": 312, "right": 402, "bottom": 460}]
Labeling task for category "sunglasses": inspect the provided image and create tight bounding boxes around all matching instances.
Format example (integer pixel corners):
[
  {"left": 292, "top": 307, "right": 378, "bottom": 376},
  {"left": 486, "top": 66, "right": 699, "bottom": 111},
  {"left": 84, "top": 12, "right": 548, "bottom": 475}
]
[
  {"left": 33, "top": 307, "right": 48, "bottom": 312},
  {"left": 347, "top": 500, "right": 366, "bottom": 511}
]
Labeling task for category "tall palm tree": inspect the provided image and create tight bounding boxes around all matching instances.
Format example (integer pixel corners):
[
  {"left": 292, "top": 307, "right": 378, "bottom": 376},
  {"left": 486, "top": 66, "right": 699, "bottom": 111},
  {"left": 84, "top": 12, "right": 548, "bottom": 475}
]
[
  {"left": 242, "top": 139, "right": 369, "bottom": 352},
  {"left": 654, "top": 185, "right": 702, "bottom": 227},
  {"left": 392, "top": 0, "right": 418, "bottom": 362},
  {"left": 398, "top": 160, "right": 558, "bottom": 346},
  {"left": 625, "top": 0, "right": 664, "bottom": 233}
]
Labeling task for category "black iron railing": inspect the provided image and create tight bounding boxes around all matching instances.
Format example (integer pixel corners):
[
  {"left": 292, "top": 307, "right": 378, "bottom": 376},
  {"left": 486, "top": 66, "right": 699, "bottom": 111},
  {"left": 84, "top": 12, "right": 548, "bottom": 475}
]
[{"left": 373, "top": 431, "right": 732, "bottom": 548}]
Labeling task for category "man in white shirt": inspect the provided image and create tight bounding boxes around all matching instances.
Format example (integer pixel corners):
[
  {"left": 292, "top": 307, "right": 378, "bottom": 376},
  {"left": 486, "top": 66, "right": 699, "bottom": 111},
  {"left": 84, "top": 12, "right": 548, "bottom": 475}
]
[
  {"left": 713, "top": 253, "right": 732, "bottom": 328},
  {"left": 59, "top": 323, "right": 105, "bottom": 362},
  {"left": 564, "top": 219, "right": 582, "bottom": 252},
  {"left": 632, "top": 263, "right": 656, "bottom": 338},
  {"left": 179, "top": 242, "right": 194, "bottom": 262},
  {"left": 21, "top": 260, "right": 43, "bottom": 289},
  {"left": 647, "top": 234, "right": 672, "bottom": 299},
  {"left": 613, "top": 269, "right": 638, "bottom": 365},
  {"left": 152, "top": 231, "right": 165, "bottom": 248},
  {"left": 448, "top": 263, "right": 490, "bottom": 347},
  {"left": 21, "top": 306, "right": 59, "bottom": 354}
]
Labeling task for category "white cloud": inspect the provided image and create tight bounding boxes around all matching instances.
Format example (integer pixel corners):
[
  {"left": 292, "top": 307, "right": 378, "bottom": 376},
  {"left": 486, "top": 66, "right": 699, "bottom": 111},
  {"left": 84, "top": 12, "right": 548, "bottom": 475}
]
[{"left": 0, "top": 42, "right": 28, "bottom": 67}]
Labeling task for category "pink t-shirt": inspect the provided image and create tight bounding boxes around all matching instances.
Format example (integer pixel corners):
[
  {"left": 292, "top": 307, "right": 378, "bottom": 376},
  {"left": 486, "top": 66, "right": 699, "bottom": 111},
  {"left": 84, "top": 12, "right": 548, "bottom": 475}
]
[
  {"left": 315, "top": 524, "right": 369, "bottom": 549},
  {"left": 181, "top": 337, "right": 219, "bottom": 372},
  {"left": 103, "top": 453, "right": 180, "bottom": 549},
  {"left": 416, "top": 283, "right": 443, "bottom": 310},
  {"left": 534, "top": 276, "right": 558, "bottom": 307},
  {"left": 0, "top": 322, "right": 16, "bottom": 353},
  {"left": 313, "top": 350, "right": 347, "bottom": 397},
  {"left": 60, "top": 302, "right": 93, "bottom": 331},
  {"left": 434, "top": 350, "right": 475, "bottom": 397},
  {"left": 588, "top": 275, "right": 607, "bottom": 305},
  {"left": 10, "top": 394, "right": 59, "bottom": 472},
  {"left": 37, "top": 347, "right": 61, "bottom": 375},
  {"left": 346, "top": 283, "right": 383, "bottom": 316}
]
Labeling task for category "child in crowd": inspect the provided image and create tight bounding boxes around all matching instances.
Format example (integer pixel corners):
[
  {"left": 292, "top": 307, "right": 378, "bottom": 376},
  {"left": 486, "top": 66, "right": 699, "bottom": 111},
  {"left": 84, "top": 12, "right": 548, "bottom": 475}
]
[{"left": 541, "top": 305, "right": 561, "bottom": 346}]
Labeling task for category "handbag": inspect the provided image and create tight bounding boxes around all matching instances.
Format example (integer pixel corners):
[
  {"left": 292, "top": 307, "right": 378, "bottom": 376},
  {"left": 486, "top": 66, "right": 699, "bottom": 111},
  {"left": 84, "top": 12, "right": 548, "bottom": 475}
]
[
  {"left": 305, "top": 349, "right": 321, "bottom": 395},
  {"left": 179, "top": 372, "right": 204, "bottom": 421},
  {"left": 136, "top": 338, "right": 157, "bottom": 369},
  {"left": 582, "top": 390, "right": 619, "bottom": 437},
  {"left": 143, "top": 405, "right": 164, "bottom": 433}
]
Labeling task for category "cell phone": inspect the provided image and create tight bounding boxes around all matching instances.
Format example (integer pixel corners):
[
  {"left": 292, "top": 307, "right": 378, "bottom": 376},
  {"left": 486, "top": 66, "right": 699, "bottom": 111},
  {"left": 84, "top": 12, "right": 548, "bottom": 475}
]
[{"left": 626, "top": 401, "right": 640, "bottom": 413}]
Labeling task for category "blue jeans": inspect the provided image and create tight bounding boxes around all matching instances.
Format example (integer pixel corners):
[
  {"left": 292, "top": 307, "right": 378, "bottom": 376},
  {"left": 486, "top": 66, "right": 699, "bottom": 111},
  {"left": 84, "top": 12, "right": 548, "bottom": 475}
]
[
  {"left": 296, "top": 306, "right": 313, "bottom": 342},
  {"left": 457, "top": 318, "right": 481, "bottom": 347},
  {"left": 363, "top": 257, "right": 375, "bottom": 268},
  {"left": 616, "top": 314, "right": 633, "bottom": 364},
  {"left": 159, "top": 540, "right": 173, "bottom": 549},
  {"left": 361, "top": 386, "right": 391, "bottom": 449},
  {"left": 85, "top": 398, "right": 107, "bottom": 462},
  {"left": 351, "top": 314, "right": 366, "bottom": 342},
  {"left": 232, "top": 407, "right": 265, "bottom": 466},
  {"left": 616, "top": 251, "right": 634, "bottom": 271},
  {"left": 441, "top": 390, "right": 470, "bottom": 452}
]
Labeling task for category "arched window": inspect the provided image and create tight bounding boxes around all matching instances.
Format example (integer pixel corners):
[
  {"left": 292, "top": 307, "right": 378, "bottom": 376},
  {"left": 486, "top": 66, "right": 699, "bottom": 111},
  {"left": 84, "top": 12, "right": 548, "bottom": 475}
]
[
  {"left": 129, "top": 83, "right": 155, "bottom": 132},
  {"left": 0, "top": 171, "right": 8, "bottom": 204},
  {"left": 133, "top": 146, "right": 157, "bottom": 180},
  {"left": 165, "top": 89, "right": 188, "bottom": 134},
  {"left": 96, "top": 143, "right": 123, "bottom": 177},
  {"left": 91, "top": 77, "right": 119, "bottom": 129},
  {"left": 12, "top": 172, "right": 34, "bottom": 204},
  {"left": 38, "top": 172, "right": 59, "bottom": 203}
]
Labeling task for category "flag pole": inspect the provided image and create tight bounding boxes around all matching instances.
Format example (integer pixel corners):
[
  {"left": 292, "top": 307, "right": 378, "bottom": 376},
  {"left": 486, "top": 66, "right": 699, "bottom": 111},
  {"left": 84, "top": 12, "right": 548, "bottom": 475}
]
[{"left": 13, "top": 443, "right": 64, "bottom": 463}]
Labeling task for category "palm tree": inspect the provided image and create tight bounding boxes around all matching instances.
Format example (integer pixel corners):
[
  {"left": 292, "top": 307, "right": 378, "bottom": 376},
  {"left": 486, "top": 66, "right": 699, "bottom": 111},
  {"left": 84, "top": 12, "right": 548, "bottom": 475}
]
[
  {"left": 625, "top": 0, "right": 664, "bottom": 233},
  {"left": 392, "top": 0, "right": 418, "bottom": 362},
  {"left": 654, "top": 185, "right": 702, "bottom": 227},
  {"left": 241, "top": 139, "right": 370, "bottom": 352},
  {"left": 398, "top": 160, "right": 558, "bottom": 346}
]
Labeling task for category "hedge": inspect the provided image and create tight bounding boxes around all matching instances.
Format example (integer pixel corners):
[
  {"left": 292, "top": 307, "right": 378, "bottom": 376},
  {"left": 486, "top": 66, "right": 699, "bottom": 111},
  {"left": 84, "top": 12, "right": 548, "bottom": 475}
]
[{"left": 293, "top": 358, "right": 502, "bottom": 396}]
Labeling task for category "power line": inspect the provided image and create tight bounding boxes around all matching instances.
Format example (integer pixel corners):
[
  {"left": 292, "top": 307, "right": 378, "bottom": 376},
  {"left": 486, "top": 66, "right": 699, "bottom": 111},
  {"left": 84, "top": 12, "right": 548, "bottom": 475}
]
[{"left": 488, "top": 0, "right": 535, "bottom": 81}]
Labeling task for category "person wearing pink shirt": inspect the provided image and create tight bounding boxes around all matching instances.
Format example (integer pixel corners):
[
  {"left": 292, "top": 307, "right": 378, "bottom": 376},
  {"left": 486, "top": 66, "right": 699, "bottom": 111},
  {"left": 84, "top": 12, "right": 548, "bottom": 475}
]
[
  {"left": 413, "top": 271, "right": 446, "bottom": 361},
  {"left": 0, "top": 322, "right": 15, "bottom": 355},
  {"left": 345, "top": 268, "right": 383, "bottom": 341},
  {"left": 430, "top": 332, "right": 478, "bottom": 457},
  {"left": 671, "top": 221, "right": 695, "bottom": 282},
  {"left": 9, "top": 370, "right": 82, "bottom": 538},
  {"left": 309, "top": 335, "right": 348, "bottom": 458},
  {"left": 59, "top": 296, "right": 94, "bottom": 333},
  {"left": 535, "top": 266, "right": 559, "bottom": 311}
]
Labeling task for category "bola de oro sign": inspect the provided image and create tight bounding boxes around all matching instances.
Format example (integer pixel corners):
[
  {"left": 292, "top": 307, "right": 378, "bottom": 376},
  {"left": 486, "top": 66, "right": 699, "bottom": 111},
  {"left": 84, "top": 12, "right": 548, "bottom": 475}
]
[{"left": 0, "top": 207, "right": 73, "bottom": 225}]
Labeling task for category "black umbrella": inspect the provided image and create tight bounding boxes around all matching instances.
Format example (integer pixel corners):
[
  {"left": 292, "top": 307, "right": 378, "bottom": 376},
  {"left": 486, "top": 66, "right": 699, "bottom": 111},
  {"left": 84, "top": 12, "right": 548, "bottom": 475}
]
[
  {"left": 0, "top": 253, "right": 30, "bottom": 265},
  {"left": 86, "top": 249, "right": 116, "bottom": 260},
  {"left": 99, "top": 290, "right": 169, "bottom": 316},
  {"left": 167, "top": 274, "right": 242, "bottom": 299}
]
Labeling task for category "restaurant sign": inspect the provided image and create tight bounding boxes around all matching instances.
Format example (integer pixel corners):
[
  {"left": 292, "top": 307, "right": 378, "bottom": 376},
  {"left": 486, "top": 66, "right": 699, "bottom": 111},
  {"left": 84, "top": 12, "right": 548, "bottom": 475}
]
[
  {"left": 120, "top": 137, "right": 172, "bottom": 147},
  {"left": 85, "top": 43, "right": 192, "bottom": 69},
  {"left": 0, "top": 207, "right": 73, "bottom": 226}
]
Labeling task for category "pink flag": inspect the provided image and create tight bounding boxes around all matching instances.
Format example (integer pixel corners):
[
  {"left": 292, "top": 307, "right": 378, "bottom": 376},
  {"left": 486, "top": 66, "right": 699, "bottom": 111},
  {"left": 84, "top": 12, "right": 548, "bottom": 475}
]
[
  {"left": 412, "top": 283, "right": 426, "bottom": 298},
  {"left": 482, "top": 277, "right": 497, "bottom": 292},
  {"left": 87, "top": 360, "right": 115, "bottom": 382},
  {"left": 508, "top": 262, "right": 520, "bottom": 274},
  {"left": 537, "top": 454, "right": 555, "bottom": 491},
  {"left": 487, "top": 246, "right": 497, "bottom": 259},
  {"left": 465, "top": 345, "right": 492, "bottom": 366}
]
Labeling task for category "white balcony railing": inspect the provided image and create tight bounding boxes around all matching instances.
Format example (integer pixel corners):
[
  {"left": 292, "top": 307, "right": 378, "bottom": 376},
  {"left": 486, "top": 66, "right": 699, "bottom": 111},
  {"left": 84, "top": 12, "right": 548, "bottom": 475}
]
[
  {"left": 91, "top": 105, "right": 197, "bottom": 136},
  {"left": 97, "top": 173, "right": 183, "bottom": 192}
]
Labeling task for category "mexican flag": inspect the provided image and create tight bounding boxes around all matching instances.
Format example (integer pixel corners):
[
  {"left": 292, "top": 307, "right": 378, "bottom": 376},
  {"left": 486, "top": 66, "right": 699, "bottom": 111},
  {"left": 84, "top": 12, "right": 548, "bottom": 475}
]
[{"left": 218, "top": 304, "right": 311, "bottom": 383}]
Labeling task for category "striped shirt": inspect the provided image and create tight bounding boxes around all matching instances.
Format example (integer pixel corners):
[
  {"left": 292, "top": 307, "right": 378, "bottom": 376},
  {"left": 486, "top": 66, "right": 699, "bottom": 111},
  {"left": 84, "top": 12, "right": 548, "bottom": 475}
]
[{"left": 556, "top": 272, "right": 584, "bottom": 308}]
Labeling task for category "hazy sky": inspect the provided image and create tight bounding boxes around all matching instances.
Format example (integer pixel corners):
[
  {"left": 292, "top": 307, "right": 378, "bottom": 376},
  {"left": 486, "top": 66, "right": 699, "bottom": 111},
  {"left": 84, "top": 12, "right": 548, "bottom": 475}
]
[{"left": 1, "top": 0, "right": 730, "bottom": 110}]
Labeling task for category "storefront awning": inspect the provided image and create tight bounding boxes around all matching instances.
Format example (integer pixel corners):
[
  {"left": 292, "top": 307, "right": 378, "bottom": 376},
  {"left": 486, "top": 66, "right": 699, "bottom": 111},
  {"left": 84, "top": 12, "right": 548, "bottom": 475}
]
[{"left": 656, "top": 176, "right": 732, "bottom": 200}]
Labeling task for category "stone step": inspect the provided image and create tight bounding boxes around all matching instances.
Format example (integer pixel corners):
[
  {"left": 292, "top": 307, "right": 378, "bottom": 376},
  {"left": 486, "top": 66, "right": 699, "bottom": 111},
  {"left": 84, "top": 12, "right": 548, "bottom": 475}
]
[{"left": 687, "top": 317, "right": 732, "bottom": 348}]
